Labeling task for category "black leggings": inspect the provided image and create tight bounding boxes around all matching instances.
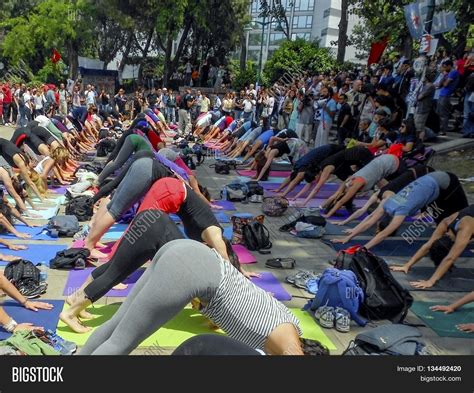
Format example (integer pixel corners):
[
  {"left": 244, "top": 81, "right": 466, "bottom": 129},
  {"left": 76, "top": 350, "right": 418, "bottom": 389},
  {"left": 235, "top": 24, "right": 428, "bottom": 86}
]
[
  {"left": 172, "top": 335, "right": 259, "bottom": 355},
  {"left": 106, "top": 129, "right": 134, "bottom": 163},
  {"left": 84, "top": 211, "right": 184, "bottom": 302},
  {"left": 98, "top": 135, "right": 138, "bottom": 184},
  {"left": 433, "top": 173, "right": 468, "bottom": 223}
]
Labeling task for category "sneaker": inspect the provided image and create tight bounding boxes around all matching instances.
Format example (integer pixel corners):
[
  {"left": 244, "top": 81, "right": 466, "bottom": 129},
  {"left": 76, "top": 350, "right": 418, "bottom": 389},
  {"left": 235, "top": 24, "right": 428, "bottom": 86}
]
[
  {"left": 286, "top": 270, "right": 313, "bottom": 284},
  {"left": 19, "top": 283, "right": 47, "bottom": 299},
  {"left": 316, "top": 306, "right": 335, "bottom": 329},
  {"left": 294, "top": 271, "right": 319, "bottom": 289},
  {"left": 335, "top": 307, "right": 351, "bottom": 333},
  {"left": 73, "top": 224, "right": 89, "bottom": 239},
  {"left": 45, "top": 330, "right": 77, "bottom": 355},
  {"left": 249, "top": 194, "right": 260, "bottom": 203},
  {"left": 265, "top": 258, "right": 296, "bottom": 269}
]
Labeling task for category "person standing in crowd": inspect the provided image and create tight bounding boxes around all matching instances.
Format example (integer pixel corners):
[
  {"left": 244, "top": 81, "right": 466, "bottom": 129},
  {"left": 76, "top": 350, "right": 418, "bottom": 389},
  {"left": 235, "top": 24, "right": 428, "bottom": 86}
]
[
  {"left": 462, "top": 68, "right": 474, "bottom": 138},
  {"left": 414, "top": 71, "right": 436, "bottom": 141},
  {"left": 194, "top": 90, "right": 203, "bottom": 116},
  {"left": 296, "top": 91, "right": 314, "bottom": 145},
  {"left": 280, "top": 89, "right": 295, "bottom": 129},
  {"left": 178, "top": 89, "right": 195, "bottom": 135},
  {"left": 71, "top": 84, "right": 82, "bottom": 110},
  {"left": 436, "top": 60, "right": 460, "bottom": 135},
  {"left": 32, "top": 88, "right": 45, "bottom": 117},
  {"left": 242, "top": 93, "right": 255, "bottom": 122},
  {"left": 222, "top": 92, "right": 234, "bottom": 116},
  {"left": 184, "top": 60, "right": 192, "bottom": 86},
  {"left": 314, "top": 87, "right": 337, "bottom": 148},
  {"left": 98, "top": 88, "right": 110, "bottom": 113},
  {"left": 199, "top": 92, "right": 210, "bottom": 115},
  {"left": 58, "top": 83, "right": 69, "bottom": 116},
  {"left": 212, "top": 93, "right": 222, "bottom": 113},
  {"left": 336, "top": 93, "right": 355, "bottom": 145},
  {"left": 166, "top": 89, "right": 177, "bottom": 124},
  {"left": 234, "top": 90, "right": 245, "bottom": 120},
  {"left": 114, "top": 88, "right": 127, "bottom": 116},
  {"left": 85, "top": 84, "right": 96, "bottom": 108}
]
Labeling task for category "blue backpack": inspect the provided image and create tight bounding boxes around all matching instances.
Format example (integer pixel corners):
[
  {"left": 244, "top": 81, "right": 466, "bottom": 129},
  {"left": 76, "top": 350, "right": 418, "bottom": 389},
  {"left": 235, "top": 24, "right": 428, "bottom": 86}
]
[{"left": 306, "top": 268, "right": 367, "bottom": 326}]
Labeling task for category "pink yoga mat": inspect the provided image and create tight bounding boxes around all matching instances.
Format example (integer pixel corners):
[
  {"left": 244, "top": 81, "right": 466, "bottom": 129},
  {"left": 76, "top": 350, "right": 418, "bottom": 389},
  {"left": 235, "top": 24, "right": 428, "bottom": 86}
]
[
  {"left": 237, "top": 170, "right": 292, "bottom": 178},
  {"left": 63, "top": 268, "right": 144, "bottom": 297},
  {"left": 232, "top": 244, "right": 257, "bottom": 264}
]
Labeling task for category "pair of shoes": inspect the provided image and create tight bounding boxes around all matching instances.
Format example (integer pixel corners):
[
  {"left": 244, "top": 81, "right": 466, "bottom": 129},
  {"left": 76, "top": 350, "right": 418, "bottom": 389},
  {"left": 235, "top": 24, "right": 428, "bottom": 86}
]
[
  {"left": 265, "top": 258, "right": 295, "bottom": 269},
  {"left": 73, "top": 224, "right": 89, "bottom": 239},
  {"left": 315, "top": 306, "right": 351, "bottom": 332},
  {"left": 19, "top": 282, "right": 47, "bottom": 299},
  {"left": 249, "top": 194, "right": 263, "bottom": 203},
  {"left": 286, "top": 270, "right": 319, "bottom": 290},
  {"left": 44, "top": 330, "right": 77, "bottom": 355}
]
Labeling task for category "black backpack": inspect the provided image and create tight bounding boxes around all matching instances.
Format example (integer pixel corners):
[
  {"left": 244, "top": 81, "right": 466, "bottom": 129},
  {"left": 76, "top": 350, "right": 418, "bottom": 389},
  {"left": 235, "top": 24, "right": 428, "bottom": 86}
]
[
  {"left": 65, "top": 196, "right": 94, "bottom": 221},
  {"left": 243, "top": 221, "right": 272, "bottom": 254},
  {"left": 50, "top": 248, "right": 90, "bottom": 270},
  {"left": 96, "top": 138, "right": 117, "bottom": 157},
  {"left": 4, "top": 259, "right": 45, "bottom": 297},
  {"left": 214, "top": 161, "right": 230, "bottom": 174},
  {"left": 47, "top": 215, "right": 81, "bottom": 237},
  {"left": 335, "top": 247, "right": 413, "bottom": 323}
]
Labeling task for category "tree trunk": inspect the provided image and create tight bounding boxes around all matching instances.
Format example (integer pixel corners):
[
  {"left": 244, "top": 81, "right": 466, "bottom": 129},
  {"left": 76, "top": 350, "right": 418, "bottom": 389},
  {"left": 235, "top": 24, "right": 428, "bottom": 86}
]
[
  {"left": 119, "top": 31, "right": 135, "bottom": 72},
  {"left": 163, "top": 35, "right": 174, "bottom": 86},
  {"left": 239, "top": 32, "right": 247, "bottom": 71},
  {"left": 68, "top": 40, "right": 79, "bottom": 79},
  {"left": 164, "top": 18, "right": 193, "bottom": 84},
  {"left": 337, "top": 0, "right": 349, "bottom": 63}
]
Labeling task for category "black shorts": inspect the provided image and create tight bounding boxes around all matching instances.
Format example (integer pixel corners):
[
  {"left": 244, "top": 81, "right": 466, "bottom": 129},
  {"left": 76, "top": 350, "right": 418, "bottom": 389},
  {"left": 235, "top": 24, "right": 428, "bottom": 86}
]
[
  {"left": 178, "top": 187, "right": 222, "bottom": 241},
  {"left": 272, "top": 141, "right": 290, "bottom": 158},
  {"left": 434, "top": 172, "right": 468, "bottom": 222}
]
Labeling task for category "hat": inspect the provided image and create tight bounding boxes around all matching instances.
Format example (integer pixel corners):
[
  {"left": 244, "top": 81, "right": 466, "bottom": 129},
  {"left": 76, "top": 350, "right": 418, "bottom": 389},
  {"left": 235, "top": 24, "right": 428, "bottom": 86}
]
[{"left": 158, "top": 147, "right": 179, "bottom": 162}]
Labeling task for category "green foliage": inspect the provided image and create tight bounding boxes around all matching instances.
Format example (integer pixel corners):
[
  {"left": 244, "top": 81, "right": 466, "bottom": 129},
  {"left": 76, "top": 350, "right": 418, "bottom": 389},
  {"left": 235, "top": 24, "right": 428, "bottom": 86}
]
[
  {"left": 34, "top": 59, "right": 67, "bottom": 83},
  {"left": 263, "top": 39, "right": 336, "bottom": 83},
  {"left": 230, "top": 60, "right": 258, "bottom": 90}
]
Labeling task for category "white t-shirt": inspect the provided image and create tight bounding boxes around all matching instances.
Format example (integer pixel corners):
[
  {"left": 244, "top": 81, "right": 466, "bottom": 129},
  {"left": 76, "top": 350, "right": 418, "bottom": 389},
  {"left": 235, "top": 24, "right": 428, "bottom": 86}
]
[
  {"left": 34, "top": 95, "right": 44, "bottom": 109},
  {"left": 243, "top": 99, "right": 254, "bottom": 112},
  {"left": 86, "top": 90, "right": 95, "bottom": 106}
]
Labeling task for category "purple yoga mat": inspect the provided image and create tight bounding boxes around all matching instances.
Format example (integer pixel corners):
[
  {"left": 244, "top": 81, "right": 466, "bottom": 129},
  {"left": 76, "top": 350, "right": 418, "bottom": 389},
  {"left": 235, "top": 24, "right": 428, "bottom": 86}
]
[
  {"left": 63, "top": 267, "right": 144, "bottom": 297},
  {"left": 251, "top": 272, "right": 291, "bottom": 301},
  {"left": 237, "top": 170, "right": 292, "bottom": 178},
  {"left": 289, "top": 198, "right": 368, "bottom": 209},
  {"left": 212, "top": 200, "right": 237, "bottom": 211},
  {"left": 50, "top": 186, "right": 68, "bottom": 194},
  {"left": 232, "top": 244, "right": 257, "bottom": 264},
  {"left": 262, "top": 183, "right": 341, "bottom": 198}
]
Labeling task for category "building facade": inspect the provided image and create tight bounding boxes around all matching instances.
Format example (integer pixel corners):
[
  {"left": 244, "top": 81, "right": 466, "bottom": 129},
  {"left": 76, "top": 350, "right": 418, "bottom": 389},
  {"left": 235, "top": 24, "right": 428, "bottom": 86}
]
[{"left": 246, "top": 0, "right": 359, "bottom": 65}]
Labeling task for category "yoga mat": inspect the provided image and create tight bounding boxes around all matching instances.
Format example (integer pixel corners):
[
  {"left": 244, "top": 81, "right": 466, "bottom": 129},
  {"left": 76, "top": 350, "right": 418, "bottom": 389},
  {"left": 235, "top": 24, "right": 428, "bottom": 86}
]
[
  {"left": 237, "top": 170, "right": 292, "bottom": 178},
  {"left": 23, "top": 204, "right": 60, "bottom": 221},
  {"left": 392, "top": 266, "right": 474, "bottom": 292},
  {"left": 232, "top": 244, "right": 257, "bottom": 264},
  {"left": 322, "top": 239, "right": 471, "bottom": 258},
  {"left": 410, "top": 301, "right": 474, "bottom": 338},
  {"left": 238, "top": 176, "right": 287, "bottom": 184},
  {"left": 0, "top": 300, "right": 65, "bottom": 340},
  {"left": 291, "top": 309, "right": 337, "bottom": 350},
  {"left": 223, "top": 226, "right": 233, "bottom": 240},
  {"left": 323, "top": 222, "right": 435, "bottom": 237},
  {"left": 212, "top": 200, "right": 236, "bottom": 211},
  {"left": 289, "top": 198, "right": 368, "bottom": 209},
  {"left": 251, "top": 272, "right": 291, "bottom": 301},
  {"left": 63, "top": 268, "right": 145, "bottom": 297},
  {"left": 56, "top": 305, "right": 336, "bottom": 349},
  {"left": 262, "top": 182, "right": 340, "bottom": 193},
  {"left": 0, "top": 244, "right": 67, "bottom": 266},
  {"left": 50, "top": 186, "right": 68, "bottom": 194},
  {"left": 102, "top": 223, "right": 130, "bottom": 240},
  {"left": 0, "top": 225, "right": 58, "bottom": 241},
  {"left": 170, "top": 212, "right": 230, "bottom": 224}
]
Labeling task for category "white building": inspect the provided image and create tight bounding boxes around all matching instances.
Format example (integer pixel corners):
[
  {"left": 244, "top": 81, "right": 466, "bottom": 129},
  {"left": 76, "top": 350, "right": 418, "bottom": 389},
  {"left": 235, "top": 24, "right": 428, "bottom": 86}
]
[{"left": 246, "top": 0, "right": 359, "bottom": 64}]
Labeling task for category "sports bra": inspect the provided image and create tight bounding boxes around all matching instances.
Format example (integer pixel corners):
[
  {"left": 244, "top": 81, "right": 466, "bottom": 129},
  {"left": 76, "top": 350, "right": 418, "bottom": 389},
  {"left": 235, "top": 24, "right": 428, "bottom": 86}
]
[{"left": 448, "top": 205, "right": 474, "bottom": 234}]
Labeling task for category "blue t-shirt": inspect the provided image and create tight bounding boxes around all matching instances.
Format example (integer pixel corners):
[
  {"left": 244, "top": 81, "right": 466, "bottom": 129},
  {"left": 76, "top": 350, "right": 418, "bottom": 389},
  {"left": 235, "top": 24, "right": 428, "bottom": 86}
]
[
  {"left": 294, "top": 144, "right": 342, "bottom": 172},
  {"left": 321, "top": 99, "right": 337, "bottom": 126},
  {"left": 439, "top": 70, "right": 460, "bottom": 97},
  {"left": 228, "top": 120, "right": 238, "bottom": 131},
  {"left": 242, "top": 121, "right": 253, "bottom": 131},
  {"left": 383, "top": 175, "right": 440, "bottom": 217},
  {"left": 256, "top": 129, "right": 275, "bottom": 146}
]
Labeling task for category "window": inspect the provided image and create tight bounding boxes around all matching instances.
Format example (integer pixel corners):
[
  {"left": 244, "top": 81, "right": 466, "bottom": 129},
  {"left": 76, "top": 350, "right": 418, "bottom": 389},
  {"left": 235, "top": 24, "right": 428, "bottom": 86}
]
[
  {"left": 269, "top": 33, "right": 285, "bottom": 46},
  {"left": 249, "top": 33, "right": 262, "bottom": 46},
  {"left": 291, "top": 32, "right": 311, "bottom": 40},
  {"left": 294, "top": 0, "right": 315, "bottom": 11},
  {"left": 292, "top": 15, "right": 313, "bottom": 29},
  {"left": 251, "top": 0, "right": 259, "bottom": 13},
  {"left": 321, "top": 27, "right": 339, "bottom": 37},
  {"left": 323, "top": 8, "right": 342, "bottom": 18}
]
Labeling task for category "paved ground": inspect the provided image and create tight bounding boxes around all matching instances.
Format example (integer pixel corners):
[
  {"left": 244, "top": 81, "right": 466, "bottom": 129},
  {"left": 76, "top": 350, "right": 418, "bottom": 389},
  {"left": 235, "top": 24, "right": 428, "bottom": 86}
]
[{"left": 0, "top": 124, "right": 473, "bottom": 355}]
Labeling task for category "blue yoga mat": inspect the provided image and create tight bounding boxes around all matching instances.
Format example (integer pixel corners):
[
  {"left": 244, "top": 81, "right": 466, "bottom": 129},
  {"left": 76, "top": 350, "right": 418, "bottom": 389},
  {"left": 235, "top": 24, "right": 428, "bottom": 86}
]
[
  {"left": 170, "top": 211, "right": 230, "bottom": 224},
  {"left": 0, "top": 244, "right": 67, "bottom": 266},
  {"left": 323, "top": 239, "right": 474, "bottom": 258},
  {"left": 102, "top": 223, "right": 130, "bottom": 240},
  {"left": 0, "top": 225, "right": 57, "bottom": 241},
  {"left": 0, "top": 300, "right": 65, "bottom": 340},
  {"left": 323, "top": 222, "right": 435, "bottom": 237}
]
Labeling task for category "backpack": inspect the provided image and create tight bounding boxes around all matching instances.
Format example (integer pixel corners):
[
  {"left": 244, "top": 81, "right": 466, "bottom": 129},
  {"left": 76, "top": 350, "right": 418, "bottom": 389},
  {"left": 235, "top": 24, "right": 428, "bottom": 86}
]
[
  {"left": 4, "top": 260, "right": 46, "bottom": 298},
  {"left": 343, "top": 324, "right": 425, "bottom": 356},
  {"left": 214, "top": 161, "right": 230, "bottom": 174},
  {"left": 221, "top": 183, "right": 249, "bottom": 202},
  {"left": 262, "top": 197, "right": 289, "bottom": 217},
  {"left": 96, "top": 138, "right": 117, "bottom": 157},
  {"left": 50, "top": 248, "right": 90, "bottom": 270},
  {"left": 65, "top": 196, "right": 94, "bottom": 221},
  {"left": 245, "top": 181, "right": 264, "bottom": 197},
  {"left": 335, "top": 247, "right": 413, "bottom": 323},
  {"left": 47, "top": 215, "right": 81, "bottom": 238},
  {"left": 243, "top": 221, "right": 272, "bottom": 253},
  {"left": 231, "top": 214, "right": 265, "bottom": 245},
  {"left": 306, "top": 268, "right": 366, "bottom": 326}
]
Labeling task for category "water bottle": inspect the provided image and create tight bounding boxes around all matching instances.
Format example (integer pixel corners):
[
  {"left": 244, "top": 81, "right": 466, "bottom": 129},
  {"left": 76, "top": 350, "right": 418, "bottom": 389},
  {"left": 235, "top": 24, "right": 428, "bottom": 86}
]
[
  {"left": 37, "top": 263, "right": 48, "bottom": 283},
  {"left": 222, "top": 187, "right": 228, "bottom": 201}
]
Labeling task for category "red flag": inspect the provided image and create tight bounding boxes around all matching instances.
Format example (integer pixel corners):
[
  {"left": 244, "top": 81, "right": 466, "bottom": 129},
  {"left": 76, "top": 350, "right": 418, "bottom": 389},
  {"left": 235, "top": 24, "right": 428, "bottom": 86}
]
[
  {"left": 367, "top": 37, "right": 389, "bottom": 66},
  {"left": 51, "top": 48, "right": 62, "bottom": 64}
]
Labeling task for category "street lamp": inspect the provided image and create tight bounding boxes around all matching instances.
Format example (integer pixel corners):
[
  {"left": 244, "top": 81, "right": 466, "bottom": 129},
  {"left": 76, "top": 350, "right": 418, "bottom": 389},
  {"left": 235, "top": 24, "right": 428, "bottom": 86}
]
[{"left": 251, "top": 18, "right": 285, "bottom": 86}]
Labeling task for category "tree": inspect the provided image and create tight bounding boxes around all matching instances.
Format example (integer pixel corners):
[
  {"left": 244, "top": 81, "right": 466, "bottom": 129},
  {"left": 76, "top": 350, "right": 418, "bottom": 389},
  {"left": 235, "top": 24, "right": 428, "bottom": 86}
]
[
  {"left": 337, "top": 0, "right": 350, "bottom": 63},
  {"left": 264, "top": 39, "right": 336, "bottom": 83},
  {"left": 258, "top": 0, "right": 292, "bottom": 40}
]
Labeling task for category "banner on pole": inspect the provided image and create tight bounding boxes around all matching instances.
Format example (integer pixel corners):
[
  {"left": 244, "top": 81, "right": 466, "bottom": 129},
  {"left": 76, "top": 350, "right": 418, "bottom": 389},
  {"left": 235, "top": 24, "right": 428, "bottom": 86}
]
[{"left": 404, "top": 1, "right": 456, "bottom": 40}]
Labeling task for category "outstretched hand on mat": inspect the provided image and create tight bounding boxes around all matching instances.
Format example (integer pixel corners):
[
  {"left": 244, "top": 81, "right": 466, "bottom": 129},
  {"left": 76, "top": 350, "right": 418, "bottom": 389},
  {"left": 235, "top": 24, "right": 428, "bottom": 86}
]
[
  {"left": 456, "top": 323, "right": 474, "bottom": 333},
  {"left": 13, "top": 323, "right": 43, "bottom": 333},
  {"left": 8, "top": 244, "right": 27, "bottom": 251},
  {"left": 210, "top": 203, "right": 223, "bottom": 210},
  {"left": 410, "top": 279, "right": 434, "bottom": 289},
  {"left": 24, "top": 300, "right": 54, "bottom": 312},
  {"left": 0, "top": 254, "right": 21, "bottom": 262},
  {"left": 331, "top": 237, "right": 349, "bottom": 244},
  {"left": 390, "top": 265, "right": 410, "bottom": 274},
  {"left": 16, "top": 232, "right": 32, "bottom": 240},
  {"left": 241, "top": 269, "right": 261, "bottom": 279},
  {"left": 430, "top": 304, "right": 455, "bottom": 314}
]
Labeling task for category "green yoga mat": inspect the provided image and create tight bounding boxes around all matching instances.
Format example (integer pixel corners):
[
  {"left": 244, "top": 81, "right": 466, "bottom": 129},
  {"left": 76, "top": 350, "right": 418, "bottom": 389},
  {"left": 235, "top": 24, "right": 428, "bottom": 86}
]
[
  {"left": 410, "top": 301, "right": 474, "bottom": 339},
  {"left": 57, "top": 305, "right": 336, "bottom": 350}
]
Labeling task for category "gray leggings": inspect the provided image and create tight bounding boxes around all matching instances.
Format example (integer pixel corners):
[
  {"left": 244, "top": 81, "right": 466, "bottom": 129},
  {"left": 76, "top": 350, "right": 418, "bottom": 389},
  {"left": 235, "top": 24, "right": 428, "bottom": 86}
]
[
  {"left": 80, "top": 240, "right": 222, "bottom": 355},
  {"left": 98, "top": 136, "right": 137, "bottom": 184},
  {"left": 106, "top": 157, "right": 154, "bottom": 220}
]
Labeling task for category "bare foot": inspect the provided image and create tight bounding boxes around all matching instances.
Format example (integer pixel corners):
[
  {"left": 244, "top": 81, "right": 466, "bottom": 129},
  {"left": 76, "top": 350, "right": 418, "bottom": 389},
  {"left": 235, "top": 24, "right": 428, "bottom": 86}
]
[
  {"left": 65, "top": 296, "right": 95, "bottom": 319},
  {"left": 112, "top": 283, "right": 128, "bottom": 291},
  {"left": 90, "top": 248, "right": 108, "bottom": 259},
  {"left": 59, "top": 311, "right": 92, "bottom": 333}
]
